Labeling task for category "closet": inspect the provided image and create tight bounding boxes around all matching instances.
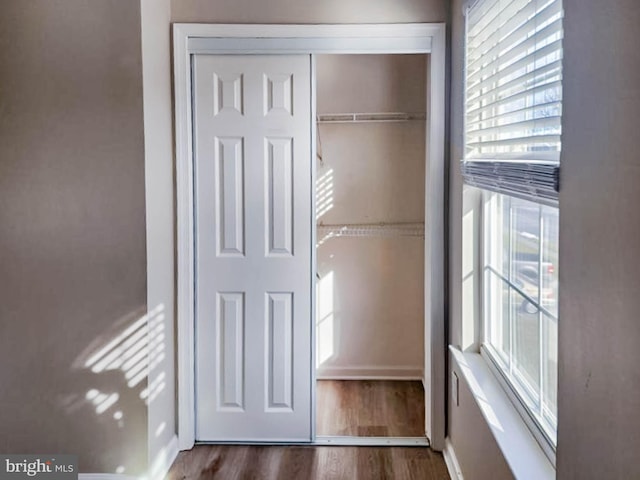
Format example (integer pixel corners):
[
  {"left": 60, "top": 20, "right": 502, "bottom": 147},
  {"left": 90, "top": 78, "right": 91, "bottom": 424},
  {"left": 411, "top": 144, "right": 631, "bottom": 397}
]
[{"left": 314, "top": 54, "right": 427, "bottom": 438}]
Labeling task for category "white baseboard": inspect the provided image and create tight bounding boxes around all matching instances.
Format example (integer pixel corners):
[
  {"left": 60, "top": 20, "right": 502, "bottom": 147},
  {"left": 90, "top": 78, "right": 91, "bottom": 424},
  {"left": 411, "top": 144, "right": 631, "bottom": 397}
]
[
  {"left": 79, "top": 435, "right": 179, "bottom": 480},
  {"left": 149, "top": 434, "right": 179, "bottom": 480},
  {"left": 316, "top": 365, "right": 423, "bottom": 380},
  {"left": 443, "top": 438, "right": 464, "bottom": 480}
]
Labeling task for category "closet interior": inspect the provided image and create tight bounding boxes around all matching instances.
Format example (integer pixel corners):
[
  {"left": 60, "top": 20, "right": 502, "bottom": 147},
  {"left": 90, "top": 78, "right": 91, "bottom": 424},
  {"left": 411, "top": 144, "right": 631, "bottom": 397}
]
[{"left": 314, "top": 54, "right": 427, "bottom": 438}]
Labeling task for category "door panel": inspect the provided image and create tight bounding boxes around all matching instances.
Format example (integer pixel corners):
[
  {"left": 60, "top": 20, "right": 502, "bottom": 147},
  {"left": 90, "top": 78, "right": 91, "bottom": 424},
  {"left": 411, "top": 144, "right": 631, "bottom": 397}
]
[
  {"left": 217, "top": 292, "right": 244, "bottom": 411},
  {"left": 194, "top": 54, "right": 312, "bottom": 441},
  {"left": 215, "top": 137, "right": 245, "bottom": 256},
  {"left": 266, "top": 138, "right": 294, "bottom": 256},
  {"left": 266, "top": 292, "right": 294, "bottom": 410}
]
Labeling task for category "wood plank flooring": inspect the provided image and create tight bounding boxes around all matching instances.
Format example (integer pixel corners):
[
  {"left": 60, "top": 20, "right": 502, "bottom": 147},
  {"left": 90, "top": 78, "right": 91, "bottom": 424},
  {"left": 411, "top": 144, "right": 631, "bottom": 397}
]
[
  {"left": 166, "top": 381, "right": 439, "bottom": 479},
  {"left": 316, "top": 380, "right": 425, "bottom": 437},
  {"left": 166, "top": 445, "right": 450, "bottom": 480}
]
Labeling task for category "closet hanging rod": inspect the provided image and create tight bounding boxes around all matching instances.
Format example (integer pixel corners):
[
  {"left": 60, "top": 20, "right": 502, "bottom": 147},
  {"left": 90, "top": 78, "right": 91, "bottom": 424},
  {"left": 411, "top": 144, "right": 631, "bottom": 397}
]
[
  {"left": 316, "top": 112, "right": 427, "bottom": 124},
  {"left": 317, "top": 222, "right": 425, "bottom": 239}
]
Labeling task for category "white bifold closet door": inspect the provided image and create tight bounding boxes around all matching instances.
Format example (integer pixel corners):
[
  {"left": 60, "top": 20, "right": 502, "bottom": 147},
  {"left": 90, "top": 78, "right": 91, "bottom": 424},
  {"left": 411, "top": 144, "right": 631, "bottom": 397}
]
[{"left": 193, "top": 55, "right": 312, "bottom": 441}]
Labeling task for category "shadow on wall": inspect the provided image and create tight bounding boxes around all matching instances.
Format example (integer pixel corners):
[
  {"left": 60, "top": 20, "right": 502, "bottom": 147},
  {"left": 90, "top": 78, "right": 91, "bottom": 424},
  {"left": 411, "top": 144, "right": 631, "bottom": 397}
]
[
  {"left": 60, "top": 304, "right": 167, "bottom": 476},
  {"left": 316, "top": 167, "right": 335, "bottom": 228}
]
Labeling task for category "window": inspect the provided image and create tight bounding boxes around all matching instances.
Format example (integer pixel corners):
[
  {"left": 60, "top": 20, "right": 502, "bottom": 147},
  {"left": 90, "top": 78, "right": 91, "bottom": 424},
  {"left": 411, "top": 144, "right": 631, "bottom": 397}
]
[
  {"left": 484, "top": 192, "right": 558, "bottom": 444},
  {"left": 463, "top": 0, "right": 563, "bottom": 453}
]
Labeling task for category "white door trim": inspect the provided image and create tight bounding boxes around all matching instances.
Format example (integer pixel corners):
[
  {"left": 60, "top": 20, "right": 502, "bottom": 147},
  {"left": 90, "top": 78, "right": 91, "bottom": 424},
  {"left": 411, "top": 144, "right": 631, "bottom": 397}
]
[{"left": 173, "top": 22, "right": 447, "bottom": 451}]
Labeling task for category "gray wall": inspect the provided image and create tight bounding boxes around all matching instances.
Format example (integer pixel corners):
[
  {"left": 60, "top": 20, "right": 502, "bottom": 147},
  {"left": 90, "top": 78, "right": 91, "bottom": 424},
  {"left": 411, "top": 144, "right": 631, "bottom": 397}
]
[
  {"left": 557, "top": 1, "right": 640, "bottom": 478},
  {"left": 448, "top": 1, "right": 640, "bottom": 479},
  {"left": 0, "top": 1, "right": 148, "bottom": 474},
  {"left": 171, "top": 0, "right": 446, "bottom": 23}
]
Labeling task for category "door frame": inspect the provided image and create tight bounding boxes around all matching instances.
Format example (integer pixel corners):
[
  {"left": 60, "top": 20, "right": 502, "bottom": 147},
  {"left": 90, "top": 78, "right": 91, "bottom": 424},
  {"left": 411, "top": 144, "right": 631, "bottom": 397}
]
[{"left": 173, "top": 23, "right": 447, "bottom": 451}]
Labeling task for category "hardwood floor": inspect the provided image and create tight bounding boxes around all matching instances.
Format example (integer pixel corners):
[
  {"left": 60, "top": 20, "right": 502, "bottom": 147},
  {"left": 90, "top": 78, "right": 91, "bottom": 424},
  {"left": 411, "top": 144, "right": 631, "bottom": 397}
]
[
  {"left": 166, "top": 381, "right": 440, "bottom": 479},
  {"left": 316, "top": 380, "right": 425, "bottom": 437},
  {"left": 166, "top": 445, "right": 450, "bottom": 480}
]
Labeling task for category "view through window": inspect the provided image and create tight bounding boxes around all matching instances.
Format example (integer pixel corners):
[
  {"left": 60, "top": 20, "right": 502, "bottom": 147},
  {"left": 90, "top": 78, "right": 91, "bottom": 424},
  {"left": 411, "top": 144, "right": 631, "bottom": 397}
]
[{"left": 484, "top": 192, "right": 558, "bottom": 443}]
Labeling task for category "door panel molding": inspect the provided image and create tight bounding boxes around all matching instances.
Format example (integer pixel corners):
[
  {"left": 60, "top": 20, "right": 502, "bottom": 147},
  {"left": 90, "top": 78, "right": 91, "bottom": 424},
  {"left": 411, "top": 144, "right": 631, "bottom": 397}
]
[
  {"left": 265, "top": 137, "right": 294, "bottom": 257},
  {"left": 215, "top": 137, "right": 245, "bottom": 257},
  {"left": 265, "top": 292, "right": 294, "bottom": 411},
  {"left": 216, "top": 292, "right": 245, "bottom": 411},
  {"left": 174, "top": 23, "right": 447, "bottom": 451}
]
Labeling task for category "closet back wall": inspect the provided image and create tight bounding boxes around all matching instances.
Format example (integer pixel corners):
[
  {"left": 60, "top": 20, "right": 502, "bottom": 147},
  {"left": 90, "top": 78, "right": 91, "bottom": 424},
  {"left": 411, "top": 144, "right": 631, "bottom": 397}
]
[{"left": 315, "top": 55, "right": 426, "bottom": 379}]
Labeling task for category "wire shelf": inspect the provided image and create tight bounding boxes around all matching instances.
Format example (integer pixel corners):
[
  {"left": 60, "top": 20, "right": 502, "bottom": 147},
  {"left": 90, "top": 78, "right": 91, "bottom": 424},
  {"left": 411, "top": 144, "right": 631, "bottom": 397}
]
[
  {"left": 317, "top": 112, "right": 427, "bottom": 124},
  {"left": 317, "top": 222, "right": 425, "bottom": 242}
]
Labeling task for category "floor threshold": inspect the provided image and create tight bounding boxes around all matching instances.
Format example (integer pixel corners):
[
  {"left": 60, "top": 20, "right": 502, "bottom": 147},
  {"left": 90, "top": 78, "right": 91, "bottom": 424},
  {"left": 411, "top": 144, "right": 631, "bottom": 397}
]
[
  {"left": 195, "top": 436, "right": 430, "bottom": 447},
  {"left": 314, "top": 436, "right": 430, "bottom": 447}
]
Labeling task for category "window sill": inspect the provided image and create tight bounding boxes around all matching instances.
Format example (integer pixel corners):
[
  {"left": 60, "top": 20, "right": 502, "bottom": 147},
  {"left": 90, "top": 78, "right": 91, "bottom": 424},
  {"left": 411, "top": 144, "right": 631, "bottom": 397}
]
[{"left": 449, "top": 345, "right": 555, "bottom": 480}]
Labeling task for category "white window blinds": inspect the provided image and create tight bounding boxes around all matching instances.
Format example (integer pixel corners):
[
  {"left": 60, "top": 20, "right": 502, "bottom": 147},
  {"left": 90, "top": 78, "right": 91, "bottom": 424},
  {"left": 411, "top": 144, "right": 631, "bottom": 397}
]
[{"left": 463, "top": 0, "right": 563, "bottom": 206}]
